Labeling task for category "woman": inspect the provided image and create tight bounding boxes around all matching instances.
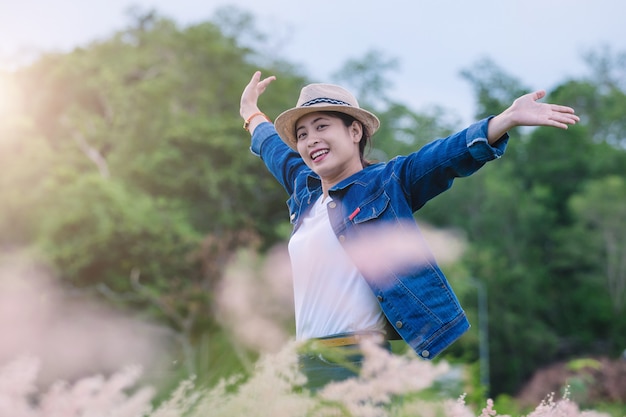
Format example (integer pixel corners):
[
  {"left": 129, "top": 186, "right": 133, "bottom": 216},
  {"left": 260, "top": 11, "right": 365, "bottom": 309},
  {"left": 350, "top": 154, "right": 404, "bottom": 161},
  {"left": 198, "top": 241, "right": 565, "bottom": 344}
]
[{"left": 239, "top": 71, "right": 579, "bottom": 390}]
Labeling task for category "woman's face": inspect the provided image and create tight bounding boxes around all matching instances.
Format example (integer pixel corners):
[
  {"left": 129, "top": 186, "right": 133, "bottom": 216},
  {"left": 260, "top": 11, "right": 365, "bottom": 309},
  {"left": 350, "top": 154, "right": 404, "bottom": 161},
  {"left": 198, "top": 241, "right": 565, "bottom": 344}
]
[{"left": 295, "top": 112, "right": 363, "bottom": 183}]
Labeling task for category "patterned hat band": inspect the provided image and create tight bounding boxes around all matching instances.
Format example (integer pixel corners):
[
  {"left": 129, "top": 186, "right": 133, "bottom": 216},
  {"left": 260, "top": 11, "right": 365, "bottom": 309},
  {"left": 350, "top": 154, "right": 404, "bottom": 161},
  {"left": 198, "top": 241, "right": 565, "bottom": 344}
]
[{"left": 301, "top": 97, "right": 352, "bottom": 107}]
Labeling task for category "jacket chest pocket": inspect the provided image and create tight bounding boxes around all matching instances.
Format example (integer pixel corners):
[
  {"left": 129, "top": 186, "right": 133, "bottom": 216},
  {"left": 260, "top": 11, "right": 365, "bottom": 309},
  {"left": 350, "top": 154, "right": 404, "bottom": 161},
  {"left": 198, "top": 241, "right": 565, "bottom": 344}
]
[{"left": 350, "top": 192, "right": 391, "bottom": 224}]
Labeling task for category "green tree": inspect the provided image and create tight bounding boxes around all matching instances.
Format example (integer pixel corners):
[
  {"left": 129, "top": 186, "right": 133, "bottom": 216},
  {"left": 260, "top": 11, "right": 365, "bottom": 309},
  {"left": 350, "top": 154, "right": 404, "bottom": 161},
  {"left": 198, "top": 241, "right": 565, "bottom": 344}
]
[
  {"left": 0, "top": 8, "right": 302, "bottom": 384},
  {"left": 569, "top": 176, "right": 626, "bottom": 316}
]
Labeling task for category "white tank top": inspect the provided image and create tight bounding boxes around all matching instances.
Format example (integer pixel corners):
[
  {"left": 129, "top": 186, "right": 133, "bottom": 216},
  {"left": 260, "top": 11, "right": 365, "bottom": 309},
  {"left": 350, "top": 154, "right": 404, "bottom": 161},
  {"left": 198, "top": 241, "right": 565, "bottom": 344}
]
[{"left": 288, "top": 195, "right": 387, "bottom": 340}]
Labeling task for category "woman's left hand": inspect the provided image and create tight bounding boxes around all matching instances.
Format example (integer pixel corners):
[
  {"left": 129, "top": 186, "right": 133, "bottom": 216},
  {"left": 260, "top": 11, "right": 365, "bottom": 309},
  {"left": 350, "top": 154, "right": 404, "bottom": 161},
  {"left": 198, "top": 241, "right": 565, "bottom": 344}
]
[{"left": 488, "top": 90, "right": 580, "bottom": 143}]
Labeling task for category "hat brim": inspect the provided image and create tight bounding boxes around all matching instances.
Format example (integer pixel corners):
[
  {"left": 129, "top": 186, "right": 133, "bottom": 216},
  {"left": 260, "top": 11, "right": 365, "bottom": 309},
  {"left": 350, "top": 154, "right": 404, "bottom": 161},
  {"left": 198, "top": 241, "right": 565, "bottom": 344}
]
[{"left": 274, "top": 105, "right": 380, "bottom": 151}]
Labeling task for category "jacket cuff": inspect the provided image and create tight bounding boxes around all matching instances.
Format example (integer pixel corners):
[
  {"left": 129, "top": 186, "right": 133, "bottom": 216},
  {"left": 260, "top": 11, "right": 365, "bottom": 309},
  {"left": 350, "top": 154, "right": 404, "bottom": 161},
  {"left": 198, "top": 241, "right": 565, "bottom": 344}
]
[
  {"left": 249, "top": 121, "right": 276, "bottom": 157},
  {"left": 466, "top": 117, "right": 508, "bottom": 162}
]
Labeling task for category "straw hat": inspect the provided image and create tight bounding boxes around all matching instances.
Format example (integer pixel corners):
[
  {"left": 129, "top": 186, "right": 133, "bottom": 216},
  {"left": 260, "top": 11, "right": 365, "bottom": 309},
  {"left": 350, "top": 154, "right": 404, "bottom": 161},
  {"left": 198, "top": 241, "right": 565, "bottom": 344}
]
[{"left": 274, "top": 83, "right": 380, "bottom": 150}]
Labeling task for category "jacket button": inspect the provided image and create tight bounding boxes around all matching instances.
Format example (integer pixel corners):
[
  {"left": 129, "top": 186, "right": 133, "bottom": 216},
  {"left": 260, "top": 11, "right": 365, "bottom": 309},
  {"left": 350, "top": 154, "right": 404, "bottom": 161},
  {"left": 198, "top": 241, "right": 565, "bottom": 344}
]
[
  {"left": 377, "top": 295, "right": 383, "bottom": 302},
  {"left": 395, "top": 321, "right": 403, "bottom": 329},
  {"left": 328, "top": 201, "right": 337, "bottom": 209},
  {"left": 339, "top": 235, "right": 346, "bottom": 242},
  {"left": 421, "top": 350, "right": 430, "bottom": 358}
]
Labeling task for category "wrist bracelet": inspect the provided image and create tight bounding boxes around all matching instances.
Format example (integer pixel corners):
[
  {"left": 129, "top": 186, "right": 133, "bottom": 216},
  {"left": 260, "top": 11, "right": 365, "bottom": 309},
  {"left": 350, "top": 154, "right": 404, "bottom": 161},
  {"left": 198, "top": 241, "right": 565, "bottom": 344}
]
[{"left": 243, "top": 112, "right": 271, "bottom": 131}]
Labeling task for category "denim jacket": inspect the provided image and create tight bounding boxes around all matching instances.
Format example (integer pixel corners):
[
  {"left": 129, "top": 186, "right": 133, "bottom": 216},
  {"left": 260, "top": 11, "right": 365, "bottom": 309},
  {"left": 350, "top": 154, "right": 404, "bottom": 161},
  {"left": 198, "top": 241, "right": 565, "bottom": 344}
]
[{"left": 250, "top": 119, "right": 508, "bottom": 359}]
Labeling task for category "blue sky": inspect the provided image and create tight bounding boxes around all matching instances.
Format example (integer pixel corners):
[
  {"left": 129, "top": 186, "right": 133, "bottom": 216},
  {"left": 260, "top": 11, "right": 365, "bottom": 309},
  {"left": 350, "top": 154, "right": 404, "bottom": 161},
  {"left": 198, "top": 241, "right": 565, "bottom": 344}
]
[{"left": 1, "top": 0, "right": 625, "bottom": 124}]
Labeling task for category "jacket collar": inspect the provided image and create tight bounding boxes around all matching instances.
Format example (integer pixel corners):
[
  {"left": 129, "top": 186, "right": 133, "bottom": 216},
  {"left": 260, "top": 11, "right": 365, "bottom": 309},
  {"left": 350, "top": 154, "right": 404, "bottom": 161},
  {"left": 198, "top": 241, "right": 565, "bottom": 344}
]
[{"left": 305, "top": 164, "right": 379, "bottom": 194}]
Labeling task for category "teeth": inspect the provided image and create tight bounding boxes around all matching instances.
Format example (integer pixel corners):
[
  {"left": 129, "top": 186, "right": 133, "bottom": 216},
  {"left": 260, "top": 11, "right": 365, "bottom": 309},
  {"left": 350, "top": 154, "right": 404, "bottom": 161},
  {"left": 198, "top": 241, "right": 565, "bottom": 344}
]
[{"left": 311, "top": 149, "right": 329, "bottom": 160}]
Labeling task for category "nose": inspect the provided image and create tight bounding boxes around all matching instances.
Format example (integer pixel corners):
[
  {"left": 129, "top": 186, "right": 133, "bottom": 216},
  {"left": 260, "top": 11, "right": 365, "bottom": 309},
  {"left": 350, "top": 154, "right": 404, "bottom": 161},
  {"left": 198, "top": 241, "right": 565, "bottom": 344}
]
[{"left": 304, "top": 135, "right": 319, "bottom": 148}]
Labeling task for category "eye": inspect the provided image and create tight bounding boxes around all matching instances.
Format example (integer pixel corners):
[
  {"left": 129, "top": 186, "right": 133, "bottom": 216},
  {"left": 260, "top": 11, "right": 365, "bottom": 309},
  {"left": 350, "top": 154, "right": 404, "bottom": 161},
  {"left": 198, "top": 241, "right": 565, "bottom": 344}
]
[{"left": 296, "top": 131, "right": 307, "bottom": 141}]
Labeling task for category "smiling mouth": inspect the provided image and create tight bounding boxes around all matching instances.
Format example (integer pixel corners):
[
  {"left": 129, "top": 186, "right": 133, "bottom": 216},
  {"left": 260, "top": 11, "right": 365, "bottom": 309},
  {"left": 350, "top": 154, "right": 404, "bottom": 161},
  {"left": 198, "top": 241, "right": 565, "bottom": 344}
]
[{"left": 311, "top": 149, "right": 329, "bottom": 161}]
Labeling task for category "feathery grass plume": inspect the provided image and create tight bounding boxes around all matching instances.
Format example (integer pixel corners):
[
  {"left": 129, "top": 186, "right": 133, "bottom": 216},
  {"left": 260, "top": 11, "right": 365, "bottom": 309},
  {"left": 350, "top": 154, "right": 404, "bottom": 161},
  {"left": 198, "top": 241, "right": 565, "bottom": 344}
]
[
  {"left": 1, "top": 348, "right": 614, "bottom": 417},
  {"left": 316, "top": 340, "right": 451, "bottom": 416},
  {"left": 0, "top": 356, "right": 154, "bottom": 417},
  {"left": 149, "top": 377, "right": 203, "bottom": 417},
  {"left": 478, "top": 398, "right": 500, "bottom": 417},
  {"left": 343, "top": 221, "right": 466, "bottom": 284},
  {"left": 148, "top": 309, "right": 613, "bottom": 417},
  {"left": 214, "top": 245, "right": 294, "bottom": 354},
  {"left": 442, "top": 394, "right": 477, "bottom": 417},
  {"left": 524, "top": 391, "right": 611, "bottom": 417},
  {"left": 190, "top": 341, "right": 315, "bottom": 417},
  {"left": 394, "top": 396, "right": 486, "bottom": 417},
  {"left": 418, "top": 223, "right": 467, "bottom": 266},
  {"left": 0, "top": 256, "right": 172, "bottom": 386},
  {"left": 38, "top": 365, "right": 154, "bottom": 417},
  {"left": 0, "top": 356, "right": 39, "bottom": 417}
]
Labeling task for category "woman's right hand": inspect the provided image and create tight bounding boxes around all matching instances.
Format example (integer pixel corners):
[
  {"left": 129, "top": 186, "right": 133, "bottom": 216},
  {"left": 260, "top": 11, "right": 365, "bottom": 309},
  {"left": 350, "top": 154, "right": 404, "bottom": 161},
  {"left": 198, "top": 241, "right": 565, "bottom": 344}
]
[{"left": 240, "top": 71, "right": 276, "bottom": 133}]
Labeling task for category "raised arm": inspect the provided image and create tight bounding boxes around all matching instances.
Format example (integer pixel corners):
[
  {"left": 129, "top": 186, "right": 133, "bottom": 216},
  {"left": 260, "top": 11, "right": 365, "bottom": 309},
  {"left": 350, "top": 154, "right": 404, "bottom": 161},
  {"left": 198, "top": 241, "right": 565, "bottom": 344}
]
[
  {"left": 487, "top": 90, "right": 580, "bottom": 144},
  {"left": 240, "top": 71, "right": 307, "bottom": 195},
  {"left": 240, "top": 71, "right": 276, "bottom": 135}
]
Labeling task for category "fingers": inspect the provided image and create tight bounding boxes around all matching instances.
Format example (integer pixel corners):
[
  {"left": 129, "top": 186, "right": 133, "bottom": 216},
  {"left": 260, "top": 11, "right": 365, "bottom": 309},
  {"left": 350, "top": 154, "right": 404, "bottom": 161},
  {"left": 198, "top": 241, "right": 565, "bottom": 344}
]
[
  {"left": 243, "top": 72, "right": 276, "bottom": 100},
  {"left": 551, "top": 120, "right": 573, "bottom": 130},
  {"left": 551, "top": 104, "right": 580, "bottom": 123},
  {"left": 245, "top": 72, "right": 261, "bottom": 95},
  {"left": 549, "top": 108, "right": 580, "bottom": 129},
  {"left": 257, "top": 75, "right": 277, "bottom": 94},
  {"left": 240, "top": 71, "right": 276, "bottom": 119},
  {"left": 248, "top": 71, "right": 275, "bottom": 88},
  {"left": 529, "top": 91, "right": 580, "bottom": 128},
  {"left": 551, "top": 104, "right": 577, "bottom": 114},
  {"left": 531, "top": 90, "right": 546, "bottom": 101},
  {"left": 532, "top": 91, "right": 579, "bottom": 120}
]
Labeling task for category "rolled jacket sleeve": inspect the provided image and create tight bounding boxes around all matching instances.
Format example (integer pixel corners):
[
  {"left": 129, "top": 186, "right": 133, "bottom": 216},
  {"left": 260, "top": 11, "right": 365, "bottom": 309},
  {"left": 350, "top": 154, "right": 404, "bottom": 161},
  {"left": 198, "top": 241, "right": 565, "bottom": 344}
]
[
  {"left": 249, "top": 122, "right": 308, "bottom": 196},
  {"left": 466, "top": 116, "right": 508, "bottom": 162},
  {"left": 249, "top": 121, "right": 276, "bottom": 157}
]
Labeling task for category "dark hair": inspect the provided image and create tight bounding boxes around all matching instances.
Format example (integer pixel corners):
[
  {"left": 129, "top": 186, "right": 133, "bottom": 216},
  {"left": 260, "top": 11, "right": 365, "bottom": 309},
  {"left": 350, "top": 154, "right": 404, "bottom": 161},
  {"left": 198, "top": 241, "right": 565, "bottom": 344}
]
[{"left": 324, "top": 111, "right": 373, "bottom": 167}]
